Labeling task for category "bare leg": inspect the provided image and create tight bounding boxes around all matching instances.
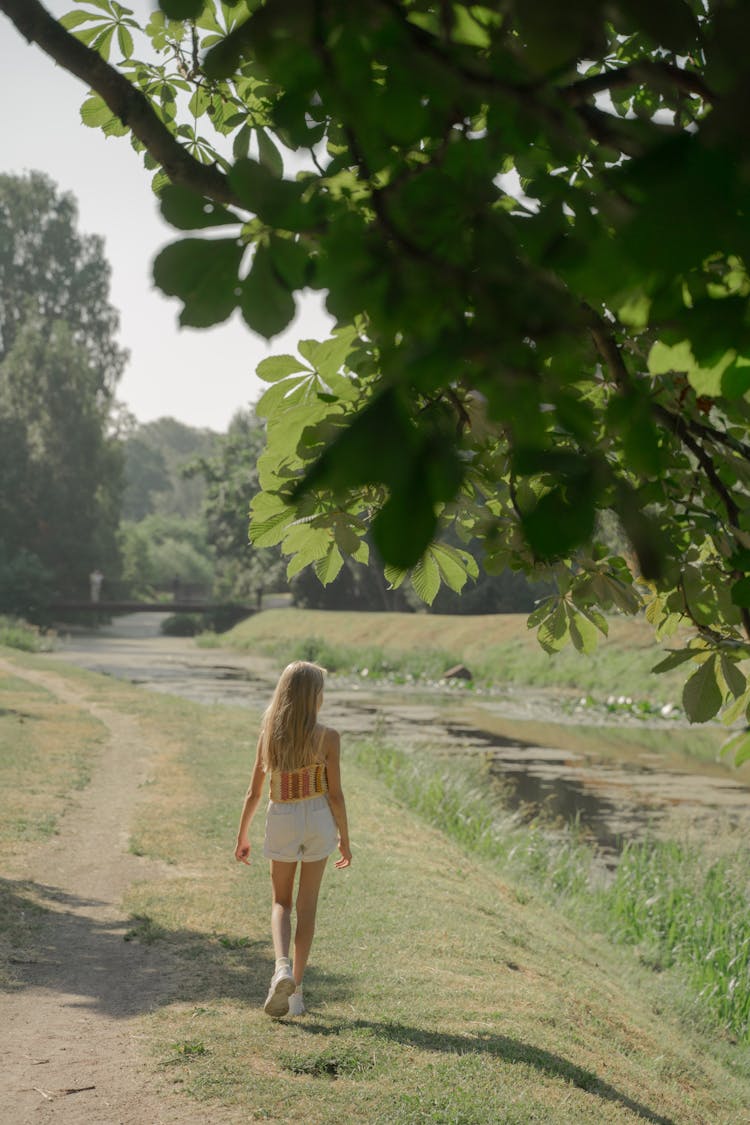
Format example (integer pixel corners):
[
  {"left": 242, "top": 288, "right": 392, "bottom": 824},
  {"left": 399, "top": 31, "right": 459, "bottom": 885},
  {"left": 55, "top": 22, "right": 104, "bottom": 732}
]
[
  {"left": 269, "top": 860, "right": 297, "bottom": 961},
  {"left": 293, "top": 857, "right": 328, "bottom": 986}
]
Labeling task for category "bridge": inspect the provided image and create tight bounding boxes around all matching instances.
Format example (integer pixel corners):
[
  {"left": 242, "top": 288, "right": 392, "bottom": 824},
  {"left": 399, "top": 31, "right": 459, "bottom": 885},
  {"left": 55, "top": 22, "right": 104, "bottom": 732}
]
[{"left": 48, "top": 601, "right": 255, "bottom": 615}]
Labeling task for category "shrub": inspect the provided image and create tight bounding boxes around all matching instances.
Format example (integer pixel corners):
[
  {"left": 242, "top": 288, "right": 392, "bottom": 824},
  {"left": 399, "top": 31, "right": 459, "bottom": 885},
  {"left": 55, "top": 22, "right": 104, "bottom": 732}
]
[
  {"left": 160, "top": 613, "right": 202, "bottom": 637},
  {"left": 0, "top": 616, "right": 55, "bottom": 652}
]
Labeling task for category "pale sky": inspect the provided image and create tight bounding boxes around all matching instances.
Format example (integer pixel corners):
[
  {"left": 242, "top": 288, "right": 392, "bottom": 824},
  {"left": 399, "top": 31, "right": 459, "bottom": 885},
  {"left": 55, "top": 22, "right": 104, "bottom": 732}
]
[{"left": 0, "top": 0, "right": 332, "bottom": 431}]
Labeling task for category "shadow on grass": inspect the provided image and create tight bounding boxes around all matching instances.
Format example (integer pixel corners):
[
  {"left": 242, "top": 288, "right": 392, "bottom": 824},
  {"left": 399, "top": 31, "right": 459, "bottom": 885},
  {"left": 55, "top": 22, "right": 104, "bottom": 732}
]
[
  {"left": 298, "top": 1018, "right": 675, "bottom": 1125},
  {"left": 0, "top": 707, "right": 40, "bottom": 721},
  {"left": 0, "top": 877, "right": 353, "bottom": 1017}
]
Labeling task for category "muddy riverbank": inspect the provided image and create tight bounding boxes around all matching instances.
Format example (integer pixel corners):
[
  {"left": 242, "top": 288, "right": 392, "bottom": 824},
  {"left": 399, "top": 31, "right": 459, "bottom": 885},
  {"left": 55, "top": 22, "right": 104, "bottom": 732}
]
[{"left": 49, "top": 614, "right": 750, "bottom": 854}]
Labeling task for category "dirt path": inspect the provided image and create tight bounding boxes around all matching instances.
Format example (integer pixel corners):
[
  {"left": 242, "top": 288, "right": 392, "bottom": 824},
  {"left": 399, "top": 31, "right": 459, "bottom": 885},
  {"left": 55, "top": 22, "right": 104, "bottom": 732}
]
[{"left": 0, "top": 657, "right": 234, "bottom": 1125}]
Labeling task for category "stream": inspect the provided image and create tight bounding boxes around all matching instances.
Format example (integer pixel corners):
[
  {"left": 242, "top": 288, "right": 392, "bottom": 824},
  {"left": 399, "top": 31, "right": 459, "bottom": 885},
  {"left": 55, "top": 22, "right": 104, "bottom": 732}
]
[{"left": 49, "top": 613, "right": 750, "bottom": 856}]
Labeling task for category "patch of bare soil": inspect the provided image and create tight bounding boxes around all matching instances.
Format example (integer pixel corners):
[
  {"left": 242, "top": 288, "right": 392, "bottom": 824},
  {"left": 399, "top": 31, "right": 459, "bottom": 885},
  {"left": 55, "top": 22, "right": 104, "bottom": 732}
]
[{"left": 0, "top": 658, "right": 237, "bottom": 1125}]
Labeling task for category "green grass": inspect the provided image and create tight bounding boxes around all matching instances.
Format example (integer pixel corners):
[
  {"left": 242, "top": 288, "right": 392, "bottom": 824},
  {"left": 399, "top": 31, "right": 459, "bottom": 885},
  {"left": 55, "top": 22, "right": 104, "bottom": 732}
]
[
  {"left": 353, "top": 737, "right": 750, "bottom": 1045},
  {"left": 3, "top": 653, "right": 750, "bottom": 1122},
  {"left": 608, "top": 841, "right": 750, "bottom": 1039},
  {"left": 0, "top": 664, "right": 105, "bottom": 850},
  {"left": 272, "top": 633, "right": 462, "bottom": 682},
  {"left": 223, "top": 609, "right": 692, "bottom": 704},
  {"left": 0, "top": 618, "right": 55, "bottom": 653}
]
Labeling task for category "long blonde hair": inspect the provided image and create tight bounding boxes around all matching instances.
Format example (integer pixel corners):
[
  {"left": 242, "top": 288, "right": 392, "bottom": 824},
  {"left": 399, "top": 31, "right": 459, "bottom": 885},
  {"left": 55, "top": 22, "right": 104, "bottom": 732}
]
[{"left": 260, "top": 661, "right": 326, "bottom": 772}]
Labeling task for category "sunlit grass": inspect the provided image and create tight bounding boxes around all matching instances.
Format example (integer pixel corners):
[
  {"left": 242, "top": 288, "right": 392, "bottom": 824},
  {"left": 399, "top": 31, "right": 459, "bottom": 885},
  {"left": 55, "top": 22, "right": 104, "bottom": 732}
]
[
  {"left": 2, "top": 654, "right": 749, "bottom": 1121},
  {"left": 354, "top": 738, "right": 750, "bottom": 1045},
  {"left": 224, "top": 609, "right": 690, "bottom": 702},
  {"left": 0, "top": 619, "right": 55, "bottom": 653},
  {"left": 0, "top": 669, "right": 105, "bottom": 855}
]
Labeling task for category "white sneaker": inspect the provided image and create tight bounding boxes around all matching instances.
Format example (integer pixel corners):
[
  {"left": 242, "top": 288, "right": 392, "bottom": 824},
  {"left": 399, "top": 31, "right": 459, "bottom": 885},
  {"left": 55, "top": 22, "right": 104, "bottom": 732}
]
[
  {"left": 288, "top": 991, "right": 305, "bottom": 1017},
  {"left": 263, "top": 964, "right": 296, "bottom": 1017}
]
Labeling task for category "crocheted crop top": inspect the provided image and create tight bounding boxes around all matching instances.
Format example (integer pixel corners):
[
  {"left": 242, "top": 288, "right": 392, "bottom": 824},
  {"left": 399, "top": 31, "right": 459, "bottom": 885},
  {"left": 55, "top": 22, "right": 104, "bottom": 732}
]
[
  {"left": 268, "top": 727, "right": 329, "bottom": 803},
  {"left": 269, "top": 761, "right": 329, "bottom": 803}
]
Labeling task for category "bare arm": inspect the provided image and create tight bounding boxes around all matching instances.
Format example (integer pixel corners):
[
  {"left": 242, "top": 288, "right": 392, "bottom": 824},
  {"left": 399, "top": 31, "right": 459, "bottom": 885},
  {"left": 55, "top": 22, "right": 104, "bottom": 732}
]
[
  {"left": 324, "top": 729, "right": 351, "bottom": 869},
  {"left": 234, "top": 736, "right": 266, "bottom": 865}
]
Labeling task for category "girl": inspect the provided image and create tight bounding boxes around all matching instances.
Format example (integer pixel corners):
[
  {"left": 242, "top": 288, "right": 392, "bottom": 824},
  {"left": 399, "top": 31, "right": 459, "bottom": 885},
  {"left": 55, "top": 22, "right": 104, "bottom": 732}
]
[{"left": 234, "top": 661, "right": 351, "bottom": 1018}]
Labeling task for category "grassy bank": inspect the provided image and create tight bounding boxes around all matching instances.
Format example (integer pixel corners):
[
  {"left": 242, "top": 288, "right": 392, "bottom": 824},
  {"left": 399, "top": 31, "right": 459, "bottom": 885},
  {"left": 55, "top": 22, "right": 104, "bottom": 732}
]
[
  {"left": 352, "top": 740, "right": 750, "bottom": 1045},
  {"left": 1, "top": 651, "right": 749, "bottom": 1122},
  {"left": 218, "top": 609, "right": 689, "bottom": 705},
  {"left": 0, "top": 617, "right": 55, "bottom": 653}
]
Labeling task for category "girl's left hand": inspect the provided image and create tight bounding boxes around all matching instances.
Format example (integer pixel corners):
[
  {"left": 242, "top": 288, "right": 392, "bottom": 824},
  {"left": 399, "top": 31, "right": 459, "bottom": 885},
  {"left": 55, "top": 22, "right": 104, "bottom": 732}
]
[{"left": 235, "top": 840, "right": 251, "bottom": 865}]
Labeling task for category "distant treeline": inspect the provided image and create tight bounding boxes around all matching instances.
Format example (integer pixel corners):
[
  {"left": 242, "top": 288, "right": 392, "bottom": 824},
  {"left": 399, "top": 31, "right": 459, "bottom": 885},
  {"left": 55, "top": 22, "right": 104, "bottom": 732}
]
[{"left": 0, "top": 171, "right": 548, "bottom": 620}]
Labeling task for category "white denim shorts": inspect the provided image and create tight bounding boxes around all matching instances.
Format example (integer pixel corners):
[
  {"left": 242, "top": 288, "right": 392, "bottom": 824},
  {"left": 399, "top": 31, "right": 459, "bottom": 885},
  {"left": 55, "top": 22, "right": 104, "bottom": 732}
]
[{"left": 263, "top": 795, "right": 337, "bottom": 863}]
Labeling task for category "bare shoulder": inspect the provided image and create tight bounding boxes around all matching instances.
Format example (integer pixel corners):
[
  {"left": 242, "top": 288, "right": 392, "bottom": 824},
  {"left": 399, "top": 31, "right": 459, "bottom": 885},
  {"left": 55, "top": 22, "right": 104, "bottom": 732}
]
[{"left": 319, "top": 725, "right": 340, "bottom": 757}]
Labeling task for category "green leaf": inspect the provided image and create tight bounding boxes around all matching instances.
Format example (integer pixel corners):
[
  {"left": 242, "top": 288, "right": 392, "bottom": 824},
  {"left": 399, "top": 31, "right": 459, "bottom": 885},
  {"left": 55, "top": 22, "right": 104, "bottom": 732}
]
[
  {"left": 257, "top": 126, "right": 284, "bottom": 177},
  {"left": 431, "top": 542, "right": 471, "bottom": 594},
  {"left": 60, "top": 11, "right": 102, "bottom": 30},
  {"left": 314, "top": 545, "right": 345, "bottom": 585},
  {"left": 566, "top": 605, "right": 599, "bottom": 654},
  {"left": 159, "top": 184, "right": 238, "bottom": 230},
  {"left": 284, "top": 525, "right": 333, "bottom": 578},
  {"left": 720, "top": 655, "right": 747, "bottom": 699},
  {"left": 655, "top": 613, "right": 682, "bottom": 640},
  {"left": 411, "top": 551, "right": 441, "bottom": 605},
  {"left": 153, "top": 237, "right": 244, "bottom": 327},
  {"left": 537, "top": 602, "right": 569, "bottom": 654},
  {"left": 229, "top": 158, "right": 313, "bottom": 231},
  {"left": 521, "top": 479, "right": 596, "bottom": 560},
  {"left": 527, "top": 597, "right": 556, "bottom": 629},
  {"left": 233, "top": 123, "right": 252, "bottom": 161},
  {"left": 239, "top": 245, "right": 296, "bottom": 338},
  {"left": 647, "top": 339, "right": 693, "bottom": 376},
  {"left": 720, "top": 728, "right": 750, "bottom": 767},
  {"left": 617, "top": 0, "right": 700, "bottom": 52},
  {"left": 384, "top": 564, "right": 408, "bottom": 590},
  {"left": 731, "top": 577, "right": 750, "bottom": 608},
  {"left": 80, "top": 94, "right": 117, "bottom": 129},
  {"left": 722, "top": 689, "right": 750, "bottom": 726},
  {"left": 256, "top": 355, "right": 310, "bottom": 382},
  {"left": 373, "top": 483, "right": 437, "bottom": 569},
  {"left": 250, "top": 512, "right": 294, "bottom": 548},
  {"left": 578, "top": 604, "right": 608, "bottom": 637},
  {"left": 91, "top": 25, "right": 115, "bottom": 59},
  {"left": 682, "top": 656, "right": 722, "bottom": 723},
  {"left": 269, "top": 236, "right": 309, "bottom": 291},
  {"left": 116, "top": 23, "right": 134, "bottom": 58},
  {"left": 651, "top": 649, "right": 699, "bottom": 674},
  {"left": 159, "top": 0, "right": 204, "bottom": 17},
  {"left": 333, "top": 521, "right": 362, "bottom": 556},
  {"left": 721, "top": 356, "right": 750, "bottom": 398}
]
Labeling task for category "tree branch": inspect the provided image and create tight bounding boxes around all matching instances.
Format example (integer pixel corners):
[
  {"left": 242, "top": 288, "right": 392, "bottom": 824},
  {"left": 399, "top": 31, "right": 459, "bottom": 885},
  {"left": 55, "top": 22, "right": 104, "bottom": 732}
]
[
  {"left": 589, "top": 312, "right": 750, "bottom": 640},
  {"left": 658, "top": 409, "right": 741, "bottom": 527},
  {"left": 589, "top": 313, "right": 740, "bottom": 523},
  {"left": 653, "top": 403, "right": 750, "bottom": 463},
  {"left": 0, "top": 0, "right": 242, "bottom": 208},
  {"left": 562, "top": 61, "right": 713, "bottom": 106}
]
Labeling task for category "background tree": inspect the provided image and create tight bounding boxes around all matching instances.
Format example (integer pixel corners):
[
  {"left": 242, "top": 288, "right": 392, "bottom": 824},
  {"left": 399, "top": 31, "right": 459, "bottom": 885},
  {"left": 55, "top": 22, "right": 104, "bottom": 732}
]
[
  {"left": 119, "top": 512, "right": 216, "bottom": 595},
  {"left": 122, "top": 415, "right": 220, "bottom": 520},
  {"left": 0, "top": 173, "right": 126, "bottom": 610},
  {"left": 6, "top": 1, "right": 750, "bottom": 750},
  {"left": 187, "top": 409, "right": 288, "bottom": 603},
  {"left": 192, "top": 408, "right": 415, "bottom": 610},
  {"left": 0, "top": 169, "right": 123, "bottom": 392}
]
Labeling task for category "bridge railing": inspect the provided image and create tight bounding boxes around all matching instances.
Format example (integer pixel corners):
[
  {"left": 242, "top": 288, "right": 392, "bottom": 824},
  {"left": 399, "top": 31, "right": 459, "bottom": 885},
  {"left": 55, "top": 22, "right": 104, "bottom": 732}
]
[{"left": 62, "top": 579, "right": 214, "bottom": 605}]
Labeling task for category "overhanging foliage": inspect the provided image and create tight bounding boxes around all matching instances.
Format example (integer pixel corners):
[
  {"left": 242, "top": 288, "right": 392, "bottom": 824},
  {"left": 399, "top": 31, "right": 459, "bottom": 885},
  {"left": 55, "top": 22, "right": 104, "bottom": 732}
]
[{"left": 4, "top": 0, "right": 750, "bottom": 753}]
